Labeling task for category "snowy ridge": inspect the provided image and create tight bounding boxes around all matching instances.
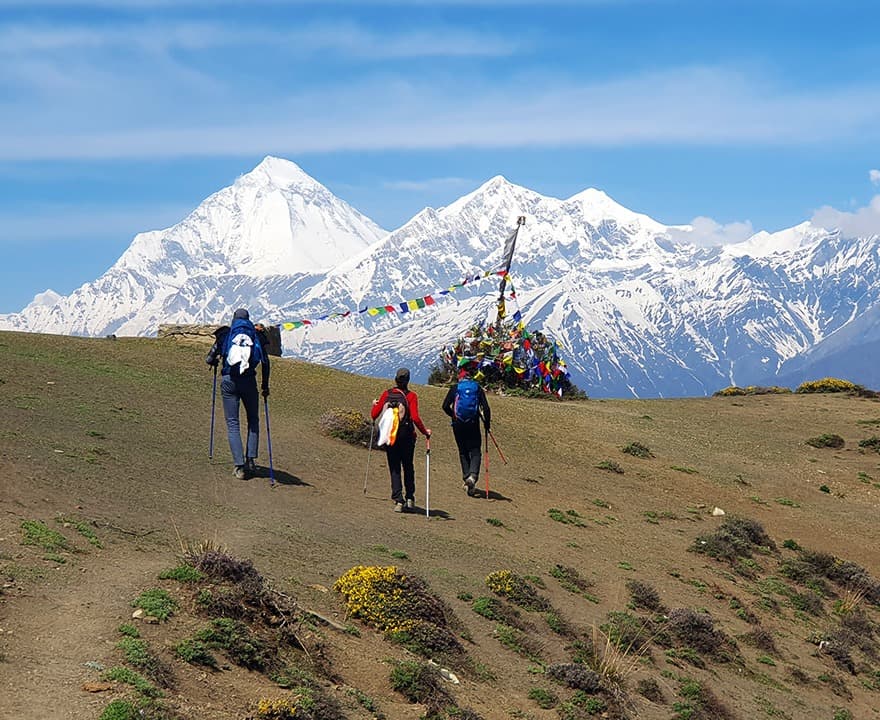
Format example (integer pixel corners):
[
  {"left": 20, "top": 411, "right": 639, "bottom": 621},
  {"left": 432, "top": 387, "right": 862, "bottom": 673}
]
[{"left": 3, "top": 156, "right": 880, "bottom": 397}]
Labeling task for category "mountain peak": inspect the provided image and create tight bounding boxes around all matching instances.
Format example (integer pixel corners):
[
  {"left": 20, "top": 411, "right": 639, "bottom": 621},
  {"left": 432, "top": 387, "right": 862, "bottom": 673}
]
[
  {"left": 245, "top": 156, "right": 320, "bottom": 189},
  {"left": 567, "top": 186, "right": 666, "bottom": 233}
]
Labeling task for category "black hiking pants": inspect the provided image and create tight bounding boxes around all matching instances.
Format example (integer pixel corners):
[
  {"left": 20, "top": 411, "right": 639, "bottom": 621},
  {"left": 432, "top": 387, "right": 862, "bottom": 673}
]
[
  {"left": 452, "top": 420, "right": 482, "bottom": 481},
  {"left": 386, "top": 431, "right": 416, "bottom": 503}
]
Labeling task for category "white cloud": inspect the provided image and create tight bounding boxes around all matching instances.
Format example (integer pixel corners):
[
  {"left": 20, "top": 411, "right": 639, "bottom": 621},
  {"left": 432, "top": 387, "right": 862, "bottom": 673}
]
[
  {"left": 811, "top": 196, "right": 880, "bottom": 237},
  {"left": 667, "top": 216, "right": 755, "bottom": 247},
  {"left": 382, "top": 177, "right": 474, "bottom": 192},
  {"left": 870, "top": 169, "right": 880, "bottom": 185}
]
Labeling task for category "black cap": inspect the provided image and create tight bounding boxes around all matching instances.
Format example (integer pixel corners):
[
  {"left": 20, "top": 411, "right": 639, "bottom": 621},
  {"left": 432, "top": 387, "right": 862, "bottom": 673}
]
[
  {"left": 395, "top": 368, "right": 410, "bottom": 384},
  {"left": 233, "top": 308, "right": 249, "bottom": 320}
]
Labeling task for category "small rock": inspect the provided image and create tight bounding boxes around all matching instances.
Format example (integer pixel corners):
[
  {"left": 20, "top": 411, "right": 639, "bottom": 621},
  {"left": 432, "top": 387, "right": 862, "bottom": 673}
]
[
  {"left": 439, "top": 668, "right": 460, "bottom": 684},
  {"left": 711, "top": 507, "right": 726, "bottom": 516},
  {"left": 307, "top": 584, "right": 329, "bottom": 593},
  {"left": 82, "top": 681, "right": 113, "bottom": 693},
  {"left": 83, "top": 661, "right": 105, "bottom": 671},
  {"left": 132, "top": 608, "right": 144, "bottom": 619},
  {"left": 143, "top": 615, "right": 160, "bottom": 624}
]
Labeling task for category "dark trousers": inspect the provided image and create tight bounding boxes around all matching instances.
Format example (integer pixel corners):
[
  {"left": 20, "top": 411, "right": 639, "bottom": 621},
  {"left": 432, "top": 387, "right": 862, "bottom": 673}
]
[
  {"left": 386, "top": 431, "right": 416, "bottom": 503},
  {"left": 452, "top": 420, "right": 483, "bottom": 481},
  {"left": 221, "top": 375, "right": 259, "bottom": 466}
]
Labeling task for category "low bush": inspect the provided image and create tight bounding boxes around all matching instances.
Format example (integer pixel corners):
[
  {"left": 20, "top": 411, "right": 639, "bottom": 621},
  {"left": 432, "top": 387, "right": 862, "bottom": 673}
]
[
  {"left": 714, "top": 385, "right": 791, "bottom": 396},
  {"left": 131, "top": 589, "right": 178, "bottom": 621},
  {"left": 389, "top": 660, "right": 451, "bottom": 708},
  {"left": 318, "top": 408, "right": 373, "bottom": 447},
  {"left": 621, "top": 442, "right": 653, "bottom": 458},
  {"left": 796, "top": 377, "right": 858, "bottom": 394},
  {"left": 626, "top": 579, "right": 665, "bottom": 613},
  {"left": 666, "top": 608, "right": 737, "bottom": 662},
  {"left": 485, "top": 570, "right": 551, "bottom": 612},
  {"left": 335, "top": 565, "right": 464, "bottom": 662},
  {"left": 691, "top": 516, "right": 775, "bottom": 566},
  {"left": 805, "top": 433, "right": 844, "bottom": 449}
]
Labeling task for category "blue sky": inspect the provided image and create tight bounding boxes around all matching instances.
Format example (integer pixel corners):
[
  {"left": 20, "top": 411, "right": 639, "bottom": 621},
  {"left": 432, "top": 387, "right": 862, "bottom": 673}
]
[{"left": 2, "top": 0, "right": 880, "bottom": 312}]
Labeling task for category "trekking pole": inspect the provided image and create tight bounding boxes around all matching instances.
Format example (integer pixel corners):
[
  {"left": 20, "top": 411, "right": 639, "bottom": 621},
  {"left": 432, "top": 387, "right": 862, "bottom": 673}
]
[
  {"left": 363, "top": 420, "right": 374, "bottom": 495},
  {"left": 263, "top": 397, "right": 275, "bottom": 487},
  {"left": 488, "top": 428, "right": 507, "bottom": 464},
  {"left": 425, "top": 436, "right": 431, "bottom": 519},
  {"left": 483, "top": 426, "right": 490, "bottom": 499},
  {"left": 208, "top": 364, "right": 218, "bottom": 459}
]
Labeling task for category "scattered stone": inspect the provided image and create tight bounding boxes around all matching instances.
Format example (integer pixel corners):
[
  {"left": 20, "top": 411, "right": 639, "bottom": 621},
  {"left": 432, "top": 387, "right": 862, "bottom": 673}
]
[
  {"left": 307, "top": 584, "right": 329, "bottom": 593},
  {"left": 83, "top": 661, "right": 105, "bottom": 671},
  {"left": 712, "top": 507, "right": 726, "bottom": 516},
  {"left": 143, "top": 615, "right": 160, "bottom": 624},
  {"left": 82, "top": 681, "right": 113, "bottom": 693},
  {"left": 131, "top": 608, "right": 144, "bottom": 619}
]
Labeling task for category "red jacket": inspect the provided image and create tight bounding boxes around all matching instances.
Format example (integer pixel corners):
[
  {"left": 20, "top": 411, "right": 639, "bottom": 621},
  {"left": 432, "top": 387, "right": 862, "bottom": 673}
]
[{"left": 371, "top": 387, "right": 430, "bottom": 437}]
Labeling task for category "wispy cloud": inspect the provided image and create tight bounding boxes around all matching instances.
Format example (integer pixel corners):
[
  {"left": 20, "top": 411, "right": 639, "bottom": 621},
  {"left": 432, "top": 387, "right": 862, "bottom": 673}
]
[
  {"left": 667, "top": 216, "right": 755, "bottom": 247},
  {"left": 812, "top": 196, "right": 880, "bottom": 237},
  {"left": 0, "top": 21, "right": 521, "bottom": 58},
  {"left": 870, "top": 169, "right": 880, "bottom": 185}
]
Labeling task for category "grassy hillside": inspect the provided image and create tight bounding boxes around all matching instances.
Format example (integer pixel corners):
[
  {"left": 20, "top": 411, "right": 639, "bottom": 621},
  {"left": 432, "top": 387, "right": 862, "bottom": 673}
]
[{"left": 1, "top": 330, "right": 879, "bottom": 720}]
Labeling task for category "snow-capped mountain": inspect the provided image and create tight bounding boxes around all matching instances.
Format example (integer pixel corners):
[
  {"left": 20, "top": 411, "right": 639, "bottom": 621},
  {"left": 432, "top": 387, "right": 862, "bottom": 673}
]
[
  {"left": 3, "top": 156, "right": 880, "bottom": 398},
  {"left": 0, "top": 157, "right": 386, "bottom": 336}
]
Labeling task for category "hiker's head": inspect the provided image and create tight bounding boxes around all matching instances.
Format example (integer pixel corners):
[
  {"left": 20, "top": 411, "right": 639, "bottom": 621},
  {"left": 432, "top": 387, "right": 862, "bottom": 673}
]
[
  {"left": 233, "top": 308, "right": 250, "bottom": 321},
  {"left": 395, "top": 367, "right": 410, "bottom": 389}
]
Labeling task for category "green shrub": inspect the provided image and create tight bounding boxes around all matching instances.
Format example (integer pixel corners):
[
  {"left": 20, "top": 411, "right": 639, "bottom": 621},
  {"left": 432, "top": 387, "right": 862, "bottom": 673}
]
[
  {"left": 131, "top": 588, "right": 178, "bottom": 621},
  {"left": 485, "top": 570, "right": 551, "bottom": 611},
  {"left": 158, "top": 563, "right": 204, "bottom": 582},
  {"left": 805, "top": 434, "right": 844, "bottom": 449},
  {"left": 99, "top": 700, "right": 139, "bottom": 720},
  {"left": 20, "top": 520, "right": 70, "bottom": 552},
  {"left": 175, "top": 639, "right": 218, "bottom": 668},
  {"left": 195, "top": 617, "right": 267, "bottom": 670},
  {"left": 596, "top": 459, "right": 624, "bottom": 474},
  {"left": 622, "top": 442, "right": 653, "bottom": 458},
  {"left": 527, "top": 687, "right": 557, "bottom": 709},
  {"left": 103, "top": 666, "right": 161, "bottom": 698},
  {"left": 389, "top": 660, "right": 451, "bottom": 708}
]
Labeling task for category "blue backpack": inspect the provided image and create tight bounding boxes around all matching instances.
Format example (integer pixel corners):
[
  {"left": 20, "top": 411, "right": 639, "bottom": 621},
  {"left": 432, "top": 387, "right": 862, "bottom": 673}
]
[
  {"left": 454, "top": 378, "right": 481, "bottom": 422},
  {"left": 222, "top": 317, "right": 264, "bottom": 376}
]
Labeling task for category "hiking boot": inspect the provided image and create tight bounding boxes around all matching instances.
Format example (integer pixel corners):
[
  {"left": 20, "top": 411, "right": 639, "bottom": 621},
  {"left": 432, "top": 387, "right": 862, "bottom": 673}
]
[
  {"left": 245, "top": 458, "right": 257, "bottom": 477},
  {"left": 393, "top": 502, "right": 404, "bottom": 513},
  {"left": 406, "top": 498, "right": 415, "bottom": 511},
  {"left": 233, "top": 465, "right": 246, "bottom": 480},
  {"left": 464, "top": 475, "right": 476, "bottom": 496}
]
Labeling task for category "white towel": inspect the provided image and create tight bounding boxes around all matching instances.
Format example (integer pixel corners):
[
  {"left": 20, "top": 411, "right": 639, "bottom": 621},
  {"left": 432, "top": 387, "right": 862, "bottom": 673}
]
[{"left": 227, "top": 333, "right": 254, "bottom": 372}]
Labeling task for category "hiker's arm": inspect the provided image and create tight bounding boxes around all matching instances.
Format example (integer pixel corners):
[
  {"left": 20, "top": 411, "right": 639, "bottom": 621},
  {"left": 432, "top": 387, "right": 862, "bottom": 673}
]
[
  {"left": 205, "top": 340, "right": 220, "bottom": 367},
  {"left": 261, "top": 355, "right": 270, "bottom": 397},
  {"left": 408, "top": 393, "right": 431, "bottom": 437},
  {"left": 480, "top": 389, "right": 491, "bottom": 432},
  {"left": 441, "top": 385, "right": 456, "bottom": 418},
  {"left": 370, "top": 390, "right": 389, "bottom": 420}
]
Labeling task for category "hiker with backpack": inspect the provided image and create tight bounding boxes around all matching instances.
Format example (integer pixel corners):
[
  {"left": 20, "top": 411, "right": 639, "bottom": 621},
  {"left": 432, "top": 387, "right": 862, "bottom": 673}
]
[
  {"left": 371, "top": 368, "right": 432, "bottom": 513},
  {"left": 442, "top": 368, "right": 491, "bottom": 496},
  {"left": 205, "top": 308, "right": 270, "bottom": 480}
]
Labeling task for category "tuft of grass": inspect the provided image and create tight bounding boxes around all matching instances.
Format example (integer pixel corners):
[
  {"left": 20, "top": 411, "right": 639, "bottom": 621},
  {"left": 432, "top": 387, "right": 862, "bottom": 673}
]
[
  {"left": 117, "top": 623, "right": 140, "bottom": 638},
  {"left": 389, "top": 659, "right": 451, "bottom": 709},
  {"left": 131, "top": 588, "right": 178, "bottom": 621},
  {"left": 21, "top": 519, "right": 70, "bottom": 552},
  {"left": 390, "top": 550, "right": 408, "bottom": 560},
  {"left": 596, "top": 459, "right": 624, "bottom": 474},
  {"left": 527, "top": 687, "right": 557, "bottom": 709},
  {"left": 775, "top": 497, "right": 800, "bottom": 508},
  {"left": 671, "top": 465, "right": 698, "bottom": 474},
  {"left": 486, "top": 517, "right": 504, "bottom": 528},
  {"left": 621, "top": 441, "right": 654, "bottom": 458},
  {"left": 494, "top": 623, "right": 542, "bottom": 661},
  {"left": 103, "top": 666, "right": 161, "bottom": 698},
  {"left": 548, "top": 508, "right": 587, "bottom": 527},
  {"left": 98, "top": 700, "right": 140, "bottom": 720},
  {"left": 175, "top": 639, "right": 218, "bottom": 668},
  {"left": 550, "top": 564, "right": 599, "bottom": 603},
  {"left": 158, "top": 563, "right": 203, "bottom": 582},
  {"left": 805, "top": 434, "right": 845, "bottom": 449},
  {"left": 56, "top": 516, "right": 102, "bottom": 548}
]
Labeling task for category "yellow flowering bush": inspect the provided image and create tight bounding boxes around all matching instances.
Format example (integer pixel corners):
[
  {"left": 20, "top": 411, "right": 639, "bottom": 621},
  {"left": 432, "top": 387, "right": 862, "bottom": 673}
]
[
  {"left": 334, "top": 565, "right": 465, "bottom": 661},
  {"left": 254, "top": 696, "right": 296, "bottom": 720},
  {"left": 486, "top": 570, "right": 550, "bottom": 612},
  {"left": 796, "top": 377, "right": 858, "bottom": 394},
  {"left": 714, "top": 385, "right": 792, "bottom": 396}
]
